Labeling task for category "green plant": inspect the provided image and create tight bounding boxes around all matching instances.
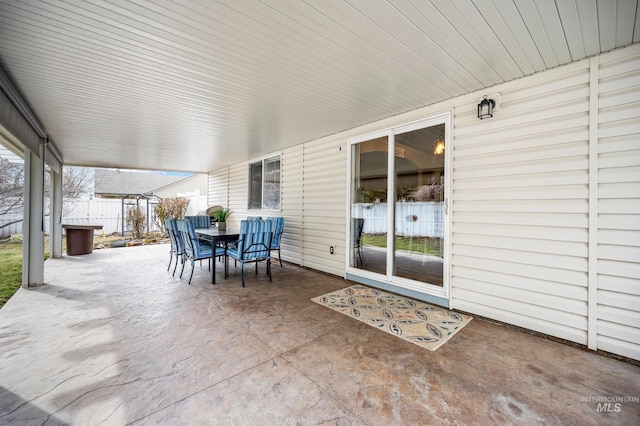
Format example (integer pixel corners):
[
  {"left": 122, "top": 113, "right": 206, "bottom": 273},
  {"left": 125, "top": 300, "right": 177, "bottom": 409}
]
[{"left": 210, "top": 207, "right": 232, "bottom": 222}]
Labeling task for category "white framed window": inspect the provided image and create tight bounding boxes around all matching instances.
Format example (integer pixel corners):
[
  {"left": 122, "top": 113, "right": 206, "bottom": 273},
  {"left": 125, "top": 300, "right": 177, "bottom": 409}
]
[{"left": 249, "top": 155, "right": 280, "bottom": 210}]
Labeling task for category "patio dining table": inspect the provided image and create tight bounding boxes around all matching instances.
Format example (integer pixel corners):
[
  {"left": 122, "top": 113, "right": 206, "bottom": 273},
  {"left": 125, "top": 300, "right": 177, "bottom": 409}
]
[{"left": 195, "top": 227, "right": 240, "bottom": 284}]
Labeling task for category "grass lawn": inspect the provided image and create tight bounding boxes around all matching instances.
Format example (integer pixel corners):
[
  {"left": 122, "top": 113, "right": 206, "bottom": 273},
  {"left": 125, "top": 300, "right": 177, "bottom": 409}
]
[
  {"left": 0, "top": 233, "right": 166, "bottom": 309},
  {"left": 0, "top": 242, "right": 23, "bottom": 308},
  {"left": 362, "top": 234, "right": 443, "bottom": 256}
]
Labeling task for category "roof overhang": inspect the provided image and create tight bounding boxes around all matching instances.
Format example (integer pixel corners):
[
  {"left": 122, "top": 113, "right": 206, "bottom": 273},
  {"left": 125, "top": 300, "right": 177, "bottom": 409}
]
[{"left": 1, "top": 0, "right": 638, "bottom": 173}]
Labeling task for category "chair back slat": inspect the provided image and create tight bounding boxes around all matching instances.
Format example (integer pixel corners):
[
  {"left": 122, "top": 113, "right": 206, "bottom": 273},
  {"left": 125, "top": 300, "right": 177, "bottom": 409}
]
[
  {"left": 236, "top": 219, "right": 273, "bottom": 260},
  {"left": 166, "top": 218, "right": 184, "bottom": 253},
  {"left": 177, "top": 219, "right": 204, "bottom": 258},
  {"left": 266, "top": 217, "right": 284, "bottom": 249},
  {"left": 165, "top": 218, "right": 177, "bottom": 252},
  {"left": 185, "top": 215, "right": 211, "bottom": 229}
]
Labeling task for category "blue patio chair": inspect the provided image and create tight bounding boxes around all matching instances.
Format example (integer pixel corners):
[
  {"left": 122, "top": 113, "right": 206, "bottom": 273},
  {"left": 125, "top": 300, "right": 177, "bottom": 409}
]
[
  {"left": 225, "top": 219, "right": 273, "bottom": 287},
  {"left": 165, "top": 218, "right": 184, "bottom": 276},
  {"left": 225, "top": 216, "right": 261, "bottom": 250},
  {"left": 185, "top": 215, "right": 213, "bottom": 244},
  {"left": 266, "top": 216, "right": 285, "bottom": 267},
  {"left": 176, "top": 219, "right": 224, "bottom": 284},
  {"left": 185, "top": 215, "right": 211, "bottom": 229}
]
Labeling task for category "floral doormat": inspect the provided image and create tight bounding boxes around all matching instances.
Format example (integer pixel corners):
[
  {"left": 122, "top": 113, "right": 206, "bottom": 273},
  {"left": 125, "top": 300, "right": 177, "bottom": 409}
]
[{"left": 312, "top": 284, "right": 472, "bottom": 351}]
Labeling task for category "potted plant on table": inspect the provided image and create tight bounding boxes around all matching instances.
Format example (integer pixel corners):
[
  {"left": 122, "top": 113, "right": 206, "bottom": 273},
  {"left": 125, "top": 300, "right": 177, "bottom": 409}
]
[{"left": 210, "top": 208, "right": 232, "bottom": 231}]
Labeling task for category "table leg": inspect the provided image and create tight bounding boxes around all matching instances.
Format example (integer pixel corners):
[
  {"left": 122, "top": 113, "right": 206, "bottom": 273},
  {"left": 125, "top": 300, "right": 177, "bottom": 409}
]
[
  {"left": 211, "top": 238, "right": 218, "bottom": 285},
  {"left": 211, "top": 254, "right": 216, "bottom": 284},
  {"left": 211, "top": 237, "right": 218, "bottom": 284}
]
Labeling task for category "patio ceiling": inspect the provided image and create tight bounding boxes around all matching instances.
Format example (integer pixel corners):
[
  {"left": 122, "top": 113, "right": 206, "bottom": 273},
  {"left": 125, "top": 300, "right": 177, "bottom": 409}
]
[{"left": 1, "top": 1, "right": 638, "bottom": 173}]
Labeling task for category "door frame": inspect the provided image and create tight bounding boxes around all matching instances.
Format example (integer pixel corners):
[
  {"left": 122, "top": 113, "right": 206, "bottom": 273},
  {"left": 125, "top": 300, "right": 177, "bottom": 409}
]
[{"left": 345, "top": 112, "right": 452, "bottom": 307}]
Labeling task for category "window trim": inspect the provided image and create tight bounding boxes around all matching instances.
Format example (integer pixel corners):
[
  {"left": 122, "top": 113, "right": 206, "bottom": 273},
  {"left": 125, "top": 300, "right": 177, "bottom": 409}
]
[{"left": 248, "top": 154, "right": 281, "bottom": 211}]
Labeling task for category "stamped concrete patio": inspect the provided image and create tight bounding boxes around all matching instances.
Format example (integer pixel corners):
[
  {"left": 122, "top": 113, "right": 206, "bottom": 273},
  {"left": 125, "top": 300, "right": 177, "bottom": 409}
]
[{"left": 0, "top": 244, "right": 638, "bottom": 425}]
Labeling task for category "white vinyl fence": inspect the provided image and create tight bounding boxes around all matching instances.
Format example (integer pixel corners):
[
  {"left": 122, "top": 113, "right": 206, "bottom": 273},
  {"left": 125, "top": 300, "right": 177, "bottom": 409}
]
[
  {"left": 0, "top": 214, "right": 24, "bottom": 237},
  {"left": 0, "top": 199, "right": 127, "bottom": 237},
  {"left": 178, "top": 190, "right": 207, "bottom": 216},
  {"left": 0, "top": 193, "right": 204, "bottom": 238},
  {"left": 353, "top": 202, "right": 445, "bottom": 238},
  {"left": 64, "top": 198, "right": 165, "bottom": 235},
  {"left": 0, "top": 200, "right": 444, "bottom": 239}
]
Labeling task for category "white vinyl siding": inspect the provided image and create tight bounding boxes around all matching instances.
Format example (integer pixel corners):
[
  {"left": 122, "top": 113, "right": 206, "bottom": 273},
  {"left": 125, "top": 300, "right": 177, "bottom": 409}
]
[
  {"left": 596, "top": 47, "right": 640, "bottom": 360},
  {"left": 207, "top": 43, "right": 640, "bottom": 361},
  {"left": 281, "top": 145, "right": 303, "bottom": 265},
  {"left": 228, "top": 163, "right": 249, "bottom": 221},
  {"left": 302, "top": 139, "right": 347, "bottom": 277},
  {"left": 207, "top": 167, "right": 229, "bottom": 209},
  {"left": 208, "top": 149, "right": 302, "bottom": 265},
  {"left": 451, "top": 60, "right": 592, "bottom": 345}
]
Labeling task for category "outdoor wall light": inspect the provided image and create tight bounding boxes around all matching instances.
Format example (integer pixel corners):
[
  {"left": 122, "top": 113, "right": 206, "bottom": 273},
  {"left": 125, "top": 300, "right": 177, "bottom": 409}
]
[
  {"left": 477, "top": 95, "right": 495, "bottom": 119},
  {"left": 433, "top": 137, "right": 445, "bottom": 155}
]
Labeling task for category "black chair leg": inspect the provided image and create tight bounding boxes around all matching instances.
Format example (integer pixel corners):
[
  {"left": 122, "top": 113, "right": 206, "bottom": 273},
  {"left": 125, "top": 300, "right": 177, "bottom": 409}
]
[
  {"left": 173, "top": 254, "right": 180, "bottom": 276},
  {"left": 188, "top": 261, "right": 195, "bottom": 285},
  {"left": 180, "top": 256, "right": 186, "bottom": 278},
  {"left": 278, "top": 250, "right": 282, "bottom": 267},
  {"left": 267, "top": 258, "right": 272, "bottom": 282},
  {"left": 240, "top": 264, "right": 245, "bottom": 288},
  {"left": 167, "top": 250, "right": 173, "bottom": 272}
]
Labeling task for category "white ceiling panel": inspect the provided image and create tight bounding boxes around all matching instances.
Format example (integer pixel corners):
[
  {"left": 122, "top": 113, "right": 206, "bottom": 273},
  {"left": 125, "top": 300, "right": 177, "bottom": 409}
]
[
  {"left": 516, "top": 0, "right": 572, "bottom": 67},
  {"left": 473, "top": 0, "right": 538, "bottom": 75},
  {"left": 0, "top": 0, "right": 638, "bottom": 173}
]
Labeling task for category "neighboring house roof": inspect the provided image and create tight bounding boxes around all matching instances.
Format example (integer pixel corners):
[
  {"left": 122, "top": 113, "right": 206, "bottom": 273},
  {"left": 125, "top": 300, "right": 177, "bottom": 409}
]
[
  {"left": 152, "top": 173, "right": 207, "bottom": 194},
  {"left": 93, "top": 169, "right": 188, "bottom": 197}
]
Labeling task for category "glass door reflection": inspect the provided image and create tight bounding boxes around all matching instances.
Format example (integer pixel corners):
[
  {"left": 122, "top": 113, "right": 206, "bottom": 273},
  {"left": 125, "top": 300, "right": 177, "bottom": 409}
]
[
  {"left": 349, "top": 121, "right": 446, "bottom": 289},
  {"left": 350, "top": 136, "right": 387, "bottom": 275},
  {"left": 393, "top": 125, "right": 444, "bottom": 286}
]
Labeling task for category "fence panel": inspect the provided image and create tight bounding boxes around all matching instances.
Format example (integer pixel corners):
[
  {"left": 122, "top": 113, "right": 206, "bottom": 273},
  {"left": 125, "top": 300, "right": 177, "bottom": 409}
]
[
  {"left": 353, "top": 202, "right": 444, "bottom": 238},
  {"left": 177, "top": 190, "right": 208, "bottom": 216},
  {"left": 0, "top": 215, "right": 23, "bottom": 238},
  {"left": 63, "top": 198, "right": 126, "bottom": 234},
  {"left": 0, "top": 197, "right": 168, "bottom": 237}
]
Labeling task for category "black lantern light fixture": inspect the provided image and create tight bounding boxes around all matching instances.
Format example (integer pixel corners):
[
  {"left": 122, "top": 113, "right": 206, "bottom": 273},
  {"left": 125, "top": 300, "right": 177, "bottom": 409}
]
[{"left": 477, "top": 95, "right": 495, "bottom": 120}]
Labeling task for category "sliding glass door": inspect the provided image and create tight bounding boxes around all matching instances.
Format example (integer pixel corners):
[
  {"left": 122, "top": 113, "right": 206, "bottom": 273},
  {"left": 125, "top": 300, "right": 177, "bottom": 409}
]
[
  {"left": 350, "top": 136, "right": 388, "bottom": 276},
  {"left": 349, "top": 114, "right": 449, "bottom": 296}
]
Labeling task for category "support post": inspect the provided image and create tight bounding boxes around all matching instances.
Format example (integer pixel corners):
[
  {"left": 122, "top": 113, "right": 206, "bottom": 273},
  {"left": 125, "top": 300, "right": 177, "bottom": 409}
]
[
  {"left": 49, "top": 164, "right": 63, "bottom": 258},
  {"left": 22, "top": 143, "right": 45, "bottom": 287}
]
